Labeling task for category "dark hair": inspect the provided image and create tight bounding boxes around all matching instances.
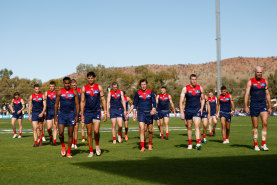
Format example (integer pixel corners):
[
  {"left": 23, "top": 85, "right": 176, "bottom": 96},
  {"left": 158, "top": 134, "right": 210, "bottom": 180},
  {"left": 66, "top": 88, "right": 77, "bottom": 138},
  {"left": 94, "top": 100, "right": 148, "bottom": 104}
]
[
  {"left": 190, "top": 74, "right": 197, "bottom": 79},
  {"left": 87, "top": 71, "right": 96, "bottom": 78},
  {"left": 161, "top": 86, "right": 166, "bottom": 89},
  {"left": 14, "top": 92, "right": 20, "bottom": 97},
  {"left": 209, "top": 89, "right": 214, "bottom": 93},
  {"left": 71, "top": 79, "right": 77, "bottom": 83},
  {"left": 139, "top": 79, "right": 148, "bottom": 85},
  {"left": 50, "top": 81, "right": 56, "bottom": 86},
  {"left": 123, "top": 91, "right": 126, "bottom": 95},
  {"left": 112, "top": 82, "right": 118, "bottom": 86},
  {"left": 63, "top": 77, "right": 71, "bottom": 82},
  {"left": 34, "top": 84, "right": 40, "bottom": 88},
  {"left": 221, "top": 86, "right": 227, "bottom": 90}
]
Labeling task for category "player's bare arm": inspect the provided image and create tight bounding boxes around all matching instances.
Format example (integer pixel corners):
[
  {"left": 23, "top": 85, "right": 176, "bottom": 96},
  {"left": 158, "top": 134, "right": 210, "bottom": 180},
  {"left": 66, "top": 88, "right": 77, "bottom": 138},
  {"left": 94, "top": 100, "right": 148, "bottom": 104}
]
[
  {"left": 80, "top": 86, "right": 86, "bottom": 122},
  {"left": 200, "top": 86, "right": 205, "bottom": 115},
  {"left": 107, "top": 91, "right": 111, "bottom": 118},
  {"left": 265, "top": 79, "right": 272, "bottom": 115},
  {"left": 179, "top": 86, "right": 186, "bottom": 120},
  {"left": 216, "top": 96, "right": 220, "bottom": 118},
  {"left": 99, "top": 85, "right": 107, "bottom": 122},
  {"left": 74, "top": 89, "right": 80, "bottom": 123},
  {"left": 28, "top": 95, "right": 32, "bottom": 122},
  {"left": 169, "top": 95, "right": 176, "bottom": 116},
  {"left": 120, "top": 91, "right": 127, "bottom": 116},
  {"left": 244, "top": 80, "right": 251, "bottom": 114},
  {"left": 230, "top": 94, "right": 235, "bottom": 116},
  {"left": 54, "top": 91, "right": 61, "bottom": 123},
  {"left": 10, "top": 99, "right": 15, "bottom": 113},
  {"left": 39, "top": 94, "right": 47, "bottom": 118}
]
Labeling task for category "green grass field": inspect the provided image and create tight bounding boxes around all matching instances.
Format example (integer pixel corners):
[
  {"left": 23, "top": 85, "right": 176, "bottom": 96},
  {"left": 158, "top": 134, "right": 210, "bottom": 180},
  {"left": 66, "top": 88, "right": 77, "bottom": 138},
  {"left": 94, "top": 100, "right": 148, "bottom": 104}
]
[{"left": 0, "top": 117, "right": 277, "bottom": 185}]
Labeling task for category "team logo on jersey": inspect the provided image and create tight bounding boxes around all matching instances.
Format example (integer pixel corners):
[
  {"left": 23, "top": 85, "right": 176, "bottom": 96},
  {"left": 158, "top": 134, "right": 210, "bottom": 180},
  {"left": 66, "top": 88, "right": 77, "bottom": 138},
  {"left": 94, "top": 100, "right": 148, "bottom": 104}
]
[
  {"left": 253, "top": 83, "right": 266, "bottom": 89},
  {"left": 67, "top": 94, "right": 74, "bottom": 98},
  {"left": 93, "top": 90, "right": 99, "bottom": 94}
]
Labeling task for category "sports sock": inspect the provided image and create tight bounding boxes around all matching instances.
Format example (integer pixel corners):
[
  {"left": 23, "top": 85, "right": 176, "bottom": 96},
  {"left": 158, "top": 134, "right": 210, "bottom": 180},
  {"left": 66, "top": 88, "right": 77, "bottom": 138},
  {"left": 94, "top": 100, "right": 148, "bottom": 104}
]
[
  {"left": 75, "top": 139, "right": 77, "bottom": 145},
  {"left": 82, "top": 136, "right": 85, "bottom": 140},
  {"left": 95, "top": 141, "right": 99, "bottom": 146},
  {"left": 209, "top": 132, "right": 212, "bottom": 135},
  {"left": 203, "top": 134, "right": 206, "bottom": 139},
  {"left": 39, "top": 138, "right": 42, "bottom": 143},
  {"left": 113, "top": 137, "right": 116, "bottom": 141},
  {"left": 262, "top": 131, "right": 267, "bottom": 146},
  {"left": 223, "top": 138, "right": 226, "bottom": 141},
  {"left": 125, "top": 128, "right": 128, "bottom": 135},
  {"left": 72, "top": 140, "right": 75, "bottom": 145},
  {"left": 188, "top": 139, "right": 192, "bottom": 145},
  {"left": 226, "top": 136, "right": 229, "bottom": 139},
  {"left": 49, "top": 135, "right": 53, "bottom": 139},
  {"left": 89, "top": 147, "right": 93, "bottom": 153},
  {"left": 161, "top": 133, "right": 164, "bottom": 137},
  {"left": 42, "top": 134, "right": 45, "bottom": 137},
  {"left": 19, "top": 133, "right": 22, "bottom": 136},
  {"left": 254, "top": 141, "right": 258, "bottom": 146},
  {"left": 61, "top": 142, "right": 66, "bottom": 148},
  {"left": 213, "top": 128, "right": 215, "bottom": 132},
  {"left": 149, "top": 141, "right": 152, "bottom": 145},
  {"left": 67, "top": 147, "right": 71, "bottom": 154},
  {"left": 140, "top": 142, "right": 144, "bottom": 148},
  {"left": 14, "top": 131, "right": 17, "bottom": 134},
  {"left": 166, "top": 133, "right": 169, "bottom": 137},
  {"left": 196, "top": 139, "right": 201, "bottom": 144},
  {"left": 35, "top": 141, "right": 38, "bottom": 144},
  {"left": 53, "top": 139, "right": 56, "bottom": 144}
]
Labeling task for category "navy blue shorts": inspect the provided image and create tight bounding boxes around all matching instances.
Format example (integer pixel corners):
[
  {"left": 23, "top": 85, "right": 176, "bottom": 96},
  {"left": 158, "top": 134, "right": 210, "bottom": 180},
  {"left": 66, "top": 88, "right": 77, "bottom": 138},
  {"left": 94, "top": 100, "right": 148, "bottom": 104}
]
[
  {"left": 58, "top": 112, "right": 76, "bottom": 126},
  {"left": 219, "top": 112, "right": 231, "bottom": 122},
  {"left": 250, "top": 106, "right": 268, "bottom": 117},
  {"left": 158, "top": 110, "right": 169, "bottom": 119},
  {"left": 201, "top": 111, "right": 208, "bottom": 119},
  {"left": 32, "top": 112, "right": 44, "bottom": 122},
  {"left": 210, "top": 110, "right": 216, "bottom": 116},
  {"left": 138, "top": 111, "right": 153, "bottom": 124},
  {"left": 110, "top": 109, "right": 124, "bottom": 119},
  {"left": 123, "top": 115, "right": 129, "bottom": 122},
  {"left": 185, "top": 109, "right": 201, "bottom": 120},
  {"left": 12, "top": 113, "right": 23, "bottom": 119},
  {"left": 84, "top": 111, "right": 101, "bottom": 124},
  {"left": 153, "top": 113, "right": 159, "bottom": 121},
  {"left": 46, "top": 110, "right": 55, "bottom": 120}
]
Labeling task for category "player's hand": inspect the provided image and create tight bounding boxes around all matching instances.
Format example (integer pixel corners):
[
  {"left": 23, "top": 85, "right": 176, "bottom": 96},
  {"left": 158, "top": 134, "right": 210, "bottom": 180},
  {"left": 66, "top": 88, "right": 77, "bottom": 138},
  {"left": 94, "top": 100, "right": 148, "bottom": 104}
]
[
  {"left": 17, "top": 110, "right": 21, "bottom": 114},
  {"left": 124, "top": 111, "right": 127, "bottom": 117},
  {"left": 12, "top": 110, "right": 15, "bottom": 114},
  {"left": 181, "top": 112, "right": 185, "bottom": 120},
  {"left": 208, "top": 114, "right": 211, "bottom": 119},
  {"left": 38, "top": 113, "right": 43, "bottom": 118},
  {"left": 231, "top": 111, "right": 234, "bottom": 116},
  {"left": 74, "top": 116, "right": 78, "bottom": 123},
  {"left": 200, "top": 109, "right": 203, "bottom": 116},
  {"left": 216, "top": 113, "right": 219, "bottom": 119},
  {"left": 103, "top": 114, "right": 107, "bottom": 122},
  {"left": 150, "top": 109, "right": 156, "bottom": 116},
  {"left": 174, "top": 112, "right": 177, "bottom": 117},
  {"left": 28, "top": 116, "right": 32, "bottom": 122},
  {"left": 54, "top": 116, "right": 58, "bottom": 124},
  {"left": 107, "top": 112, "right": 110, "bottom": 118},
  {"left": 133, "top": 115, "right": 137, "bottom": 121},
  {"left": 268, "top": 108, "right": 272, "bottom": 115},
  {"left": 244, "top": 107, "right": 250, "bottom": 114},
  {"left": 81, "top": 114, "right": 85, "bottom": 122}
]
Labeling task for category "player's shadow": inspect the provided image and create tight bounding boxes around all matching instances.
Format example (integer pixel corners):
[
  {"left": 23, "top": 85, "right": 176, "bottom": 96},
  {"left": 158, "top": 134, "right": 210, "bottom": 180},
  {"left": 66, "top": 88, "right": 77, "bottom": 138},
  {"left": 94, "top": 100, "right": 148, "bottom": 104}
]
[
  {"left": 73, "top": 154, "right": 277, "bottom": 185},
  {"left": 209, "top": 139, "right": 223, "bottom": 143},
  {"left": 178, "top": 133, "right": 188, "bottom": 136},
  {"left": 229, "top": 144, "right": 253, "bottom": 149},
  {"left": 174, "top": 144, "right": 188, "bottom": 148}
]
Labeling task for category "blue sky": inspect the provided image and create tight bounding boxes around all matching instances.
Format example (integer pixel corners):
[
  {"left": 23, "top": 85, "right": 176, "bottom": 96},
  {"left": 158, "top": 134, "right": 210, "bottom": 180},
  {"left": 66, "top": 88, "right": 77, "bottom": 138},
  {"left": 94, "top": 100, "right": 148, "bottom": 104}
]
[{"left": 0, "top": 0, "right": 276, "bottom": 82}]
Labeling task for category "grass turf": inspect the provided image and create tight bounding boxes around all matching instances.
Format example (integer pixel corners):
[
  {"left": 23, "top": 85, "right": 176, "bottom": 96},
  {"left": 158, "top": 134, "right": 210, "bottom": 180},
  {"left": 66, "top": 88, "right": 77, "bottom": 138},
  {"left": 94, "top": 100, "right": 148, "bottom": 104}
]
[{"left": 0, "top": 117, "right": 277, "bottom": 185}]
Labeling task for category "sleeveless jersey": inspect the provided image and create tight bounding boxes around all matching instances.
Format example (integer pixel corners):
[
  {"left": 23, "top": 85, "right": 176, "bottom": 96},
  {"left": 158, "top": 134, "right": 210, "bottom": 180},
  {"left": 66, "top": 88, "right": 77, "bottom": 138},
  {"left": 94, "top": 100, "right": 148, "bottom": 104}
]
[
  {"left": 32, "top": 93, "right": 44, "bottom": 113},
  {"left": 208, "top": 96, "right": 217, "bottom": 112},
  {"left": 185, "top": 85, "right": 202, "bottom": 111},
  {"left": 219, "top": 93, "right": 231, "bottom": 113},
  {"left": 84, "top": 84, "right": 101, "bottom": 112},
  {"left": 110, "top": 90, "right": 123, "bottom": 110},
  {"left": 46, "top": 90, "right": 57, "bottom": 111},
  {"left": 250, "top": 78, "right": 267, "bottom": 107},
  {"left": 133, "top": 89, "right": 156, "bottom": 112},
  {"left": 158, "top": 94, "right": 170, "bottom": 111},
  {"left": 13, "top": 98, "right": 23, "bottom": 112},
  {"left": 60, "top": 88, "right": 75, "bottom": 114}
]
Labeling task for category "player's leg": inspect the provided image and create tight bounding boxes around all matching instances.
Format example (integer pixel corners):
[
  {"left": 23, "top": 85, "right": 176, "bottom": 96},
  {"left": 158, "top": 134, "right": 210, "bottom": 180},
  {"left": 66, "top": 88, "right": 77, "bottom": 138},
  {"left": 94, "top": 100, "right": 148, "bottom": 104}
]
[
  {"left": 52, "top": 118, "right": 57, "bottom": 145},
  {"left": 58, "top": 124, "right": 66, "bottom": 156},
  {"left": 66, "top": 126, "right": 74, "bottom": 157},
  {"left": 117, "top": 117, "right": 123, "bottom": 143},
  {"left": 42, "top": 120, "right": 46, "bottom": 141},
  {"left": 208, "top": 117, "right": 213, "bottom": 136},
  {"left": 159, "top": 118, "right": 164, "bottom": 139},
  {"left": 164, "top": 117, "right": 170, "bottom": 139},
  {"left": 111, "top": 118, "right": 117, "bottom": 144},
  {"left": 38, "top": 122, "right": 43, "bottom": 146},
  {"left": 93, "top": 120, "right": 101, "bottom": 155},
  {"left": 212, "top": 116, "right": 217, "bottom": 136},
  {"left": 225, "top": 121, "right": 231, "bottom": 143},
  {"left": 187, "top": 120, "right": 193, "bottom": 149},
  {"left": 251, "top": 116, "right": 259, "bottom": 150},
  {"left": 18, "top": 118, "right": 23, "bottom": 138},
  {"left": 81, "top": 122, "right": 86, "bottom": 142},
  {"left": 32, "top": 121, "right": 39, "bottom": 146},
  {"left": 194, "top": 117, "right": 202, "bottom": 150},
  {"left": 260, "top": 111, "right": 269, "bottom": 151},
  {"left": 73, "top": 122, "right": 79, "bottom": 148},
  {"left": 47, "top": 120, "right": 53, "bottom": 144},
  {"left": 124, "top": 120, "right": 129, "bottom": 141},
  {"left": 148, "top": 124, "right": 153, "bottom": 150},
  {"left": 202, "top": 118, "right": 208, "bottom": 143},
  {"left": 86, "top": 123, "right": 94, "bottom": 157},
  {"left": 221, "top": 117, "right": 227, "bottom": 143},
  {"left": 139, "top": 122, "right": 145, "bottom": 152},
  {"left": 11, "top": 118, "right": 17, "bottom": 138}
]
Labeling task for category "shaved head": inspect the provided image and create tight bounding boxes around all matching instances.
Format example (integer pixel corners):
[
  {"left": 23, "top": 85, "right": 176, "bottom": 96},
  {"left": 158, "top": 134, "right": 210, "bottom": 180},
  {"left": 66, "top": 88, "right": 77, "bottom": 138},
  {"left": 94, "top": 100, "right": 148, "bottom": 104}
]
[
  {"left": 255, "top": 66, "right": 263, "bottom": 72},
  {"left": 255, "top": 66, "right": 263, "bottom": 80}
]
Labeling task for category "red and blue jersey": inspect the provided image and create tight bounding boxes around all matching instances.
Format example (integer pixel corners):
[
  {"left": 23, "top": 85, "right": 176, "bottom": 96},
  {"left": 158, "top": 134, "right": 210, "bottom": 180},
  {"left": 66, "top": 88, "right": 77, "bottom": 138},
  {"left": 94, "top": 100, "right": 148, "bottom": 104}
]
[
  {"left": 158, "top": 94, "right": 169, "bottom": 111},
  {"left": 185, "top": 85, "right": 201, "bottom": 111},
  {"left": 219, "top": 93, "right": 231, "bottom": 113},
  {"left": 110, "top": 90, "right": 123, "bottom": 110},
  {"left": 60, "top": 88, "right": 75, "bottom": 114},
  {"left": 250, "top": 78, "right": 267, "bottom": 107},
  {"left": 84, "top": 84, "right": 101, "bottom": 112},
  {"left": 124, "top": 96, "right": 129, "bottom": 111},
  {"left": 13, "top": 98, "right": 23, "bottom": 112},
  {"left": 46, "top": 90, "right": 57, "bottom": 111},
  {"left": 32, "top": 93, "right": 44, "bottom": 113},
  {"left": 133, "top": 89, "right": 156, "bottom": 112},
  {"left": 208, "top": 96, "right": 217, "bottom": 112}
]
